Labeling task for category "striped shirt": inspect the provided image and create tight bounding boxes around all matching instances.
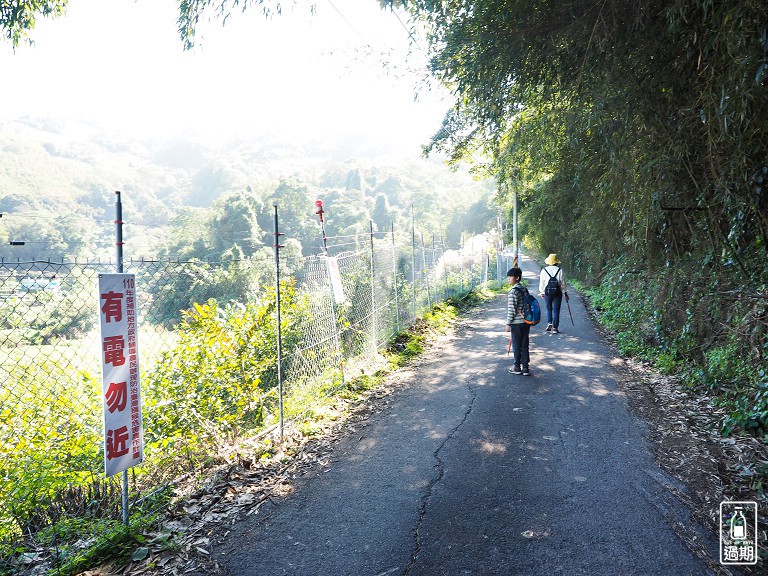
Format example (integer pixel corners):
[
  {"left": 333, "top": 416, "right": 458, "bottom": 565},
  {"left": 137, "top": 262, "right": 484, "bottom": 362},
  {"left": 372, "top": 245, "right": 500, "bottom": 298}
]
[{"left": 506, "top": 284, "right": 525, "bottom": 325}]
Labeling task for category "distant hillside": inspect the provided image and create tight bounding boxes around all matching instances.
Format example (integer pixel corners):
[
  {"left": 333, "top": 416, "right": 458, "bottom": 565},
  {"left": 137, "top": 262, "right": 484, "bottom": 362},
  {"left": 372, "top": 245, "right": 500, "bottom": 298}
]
[{"left": 0, "top": 116, "right": 496, "bottom": 261}]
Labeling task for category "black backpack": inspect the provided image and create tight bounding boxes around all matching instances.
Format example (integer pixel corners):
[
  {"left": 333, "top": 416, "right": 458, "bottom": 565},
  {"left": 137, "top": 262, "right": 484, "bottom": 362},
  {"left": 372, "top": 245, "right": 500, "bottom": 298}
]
[{"left": 544, "top": 266, "right": 562, "bottom": 298}]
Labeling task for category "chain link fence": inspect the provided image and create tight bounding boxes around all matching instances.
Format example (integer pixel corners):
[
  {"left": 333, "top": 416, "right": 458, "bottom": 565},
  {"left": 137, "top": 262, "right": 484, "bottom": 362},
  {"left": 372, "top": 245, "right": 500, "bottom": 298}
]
[{"left": 0, "top": 222, "right": 509, "bottom": 574}]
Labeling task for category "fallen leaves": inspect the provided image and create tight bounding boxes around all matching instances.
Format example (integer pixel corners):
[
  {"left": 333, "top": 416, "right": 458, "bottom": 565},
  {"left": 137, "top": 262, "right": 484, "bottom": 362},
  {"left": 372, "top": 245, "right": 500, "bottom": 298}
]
[
  {"left": 97, "top": 372, "right": 404, "bottom": 576},
  {"left": 617, "top": 357, "right": 767, "bottom": 575}
]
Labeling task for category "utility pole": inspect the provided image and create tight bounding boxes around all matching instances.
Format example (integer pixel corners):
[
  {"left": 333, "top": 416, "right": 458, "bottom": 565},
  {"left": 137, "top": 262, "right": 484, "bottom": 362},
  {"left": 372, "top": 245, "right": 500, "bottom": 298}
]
[
  {"left": 512, "top": 187, "right": 518, "bottom": 268},
  {"left": 496, "top": 211, "right": 503, "bottom": 286}
]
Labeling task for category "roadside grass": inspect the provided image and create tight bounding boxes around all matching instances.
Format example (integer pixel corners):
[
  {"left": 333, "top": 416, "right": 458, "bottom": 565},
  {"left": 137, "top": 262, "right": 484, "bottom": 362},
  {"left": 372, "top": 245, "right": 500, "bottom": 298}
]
[{"left": 289, "top": 287, "right": 495, "bottom": 428}]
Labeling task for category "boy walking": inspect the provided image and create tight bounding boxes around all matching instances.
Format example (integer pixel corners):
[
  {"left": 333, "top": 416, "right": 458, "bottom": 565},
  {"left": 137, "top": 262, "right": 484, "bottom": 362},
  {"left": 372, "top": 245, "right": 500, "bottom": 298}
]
[{"left": 506, "top": 267, "right": 531, "bottom": 376}]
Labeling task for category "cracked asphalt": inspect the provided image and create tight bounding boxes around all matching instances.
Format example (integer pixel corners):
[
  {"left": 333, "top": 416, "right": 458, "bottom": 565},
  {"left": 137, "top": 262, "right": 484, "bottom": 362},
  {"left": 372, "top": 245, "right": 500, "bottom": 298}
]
[{"left": 207, "top": 256, "right": 722, "bottom": 576}]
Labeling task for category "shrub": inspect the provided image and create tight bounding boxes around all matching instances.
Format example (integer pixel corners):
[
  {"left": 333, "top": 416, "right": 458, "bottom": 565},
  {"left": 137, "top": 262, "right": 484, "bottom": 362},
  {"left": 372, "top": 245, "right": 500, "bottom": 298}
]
[
  {"left": 0, "top": 363, "right": 102, "bottom": 541},
  {"left": 586, "top": 261, "right": 767, "bottom": 436},
  {"left": 142, "top": 281, "right": 307, "bottom": 462}
]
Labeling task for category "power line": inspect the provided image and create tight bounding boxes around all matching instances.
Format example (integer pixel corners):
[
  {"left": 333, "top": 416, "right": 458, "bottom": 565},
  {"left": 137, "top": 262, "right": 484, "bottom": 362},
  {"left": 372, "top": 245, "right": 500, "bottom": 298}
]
[
  {"left": 388, "top": 4, "right": 430, "bottom": 61},
  {"left": 324, "top": 0, "right": 374, "bottom": 51},
  {"left": 324, "top": 0, "right": 429, "bottom": 69}
]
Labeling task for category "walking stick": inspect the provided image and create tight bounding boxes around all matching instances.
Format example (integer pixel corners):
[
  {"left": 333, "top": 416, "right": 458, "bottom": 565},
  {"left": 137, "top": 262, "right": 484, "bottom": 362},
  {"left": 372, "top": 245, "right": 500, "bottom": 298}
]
[
  {"left": 507, "top": 335, "right": 512, "bottom": 356},
  {"left": 565, "top": 293, "right": 575, "bottom": 326}
]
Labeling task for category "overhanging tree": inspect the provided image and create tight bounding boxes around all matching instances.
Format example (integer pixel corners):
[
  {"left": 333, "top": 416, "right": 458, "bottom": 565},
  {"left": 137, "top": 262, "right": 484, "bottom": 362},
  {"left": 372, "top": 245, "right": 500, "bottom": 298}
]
[
  {"left": 0, "top": 0, "right": 67, "bottom": 46},
  {"left": 387, "top": 0, "right": 767, "bottom": 277}
]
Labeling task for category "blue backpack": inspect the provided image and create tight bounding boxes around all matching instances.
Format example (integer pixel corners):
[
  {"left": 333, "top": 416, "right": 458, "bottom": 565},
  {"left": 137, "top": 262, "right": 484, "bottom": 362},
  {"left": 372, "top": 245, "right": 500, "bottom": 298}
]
[{"left": 515, "top": 285, "right": 541, "bottom": 326}]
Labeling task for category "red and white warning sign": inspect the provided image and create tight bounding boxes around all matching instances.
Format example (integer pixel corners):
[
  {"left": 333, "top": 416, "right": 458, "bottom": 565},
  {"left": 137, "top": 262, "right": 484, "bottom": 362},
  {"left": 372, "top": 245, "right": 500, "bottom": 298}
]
[{"left": 98, "top": 273, "right": 143, "bottom": 477}]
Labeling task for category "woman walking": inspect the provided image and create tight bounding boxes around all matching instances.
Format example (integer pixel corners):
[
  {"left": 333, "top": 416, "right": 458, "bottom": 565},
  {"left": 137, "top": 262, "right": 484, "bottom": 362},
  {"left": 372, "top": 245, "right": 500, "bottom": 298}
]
[{"left": 539, "top": 254, "right": 568, "bottom": 334}]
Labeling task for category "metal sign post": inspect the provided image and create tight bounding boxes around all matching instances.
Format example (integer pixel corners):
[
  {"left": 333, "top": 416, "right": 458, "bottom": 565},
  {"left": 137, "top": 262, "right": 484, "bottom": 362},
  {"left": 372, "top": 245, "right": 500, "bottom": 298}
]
[{"left": 99, "top": 191, "right": 143, "bottom": 527}]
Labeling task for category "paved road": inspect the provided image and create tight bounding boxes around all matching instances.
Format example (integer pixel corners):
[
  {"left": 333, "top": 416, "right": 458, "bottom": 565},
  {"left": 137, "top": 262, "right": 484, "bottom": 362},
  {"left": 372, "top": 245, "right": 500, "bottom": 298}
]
[{"left": 206, "top": 255, "right": 724, "bottom": 575}]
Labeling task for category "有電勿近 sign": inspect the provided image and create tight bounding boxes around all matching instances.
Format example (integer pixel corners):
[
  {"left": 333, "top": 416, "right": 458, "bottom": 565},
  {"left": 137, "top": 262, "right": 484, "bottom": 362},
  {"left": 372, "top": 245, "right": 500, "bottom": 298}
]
[{"left": 98, "top": 274, "right": 143, "bottom": 477}]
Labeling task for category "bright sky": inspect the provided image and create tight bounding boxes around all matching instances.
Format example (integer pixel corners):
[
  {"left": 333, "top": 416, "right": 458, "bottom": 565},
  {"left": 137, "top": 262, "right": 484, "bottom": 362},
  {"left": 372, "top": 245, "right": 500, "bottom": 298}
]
[{"left": 0, "top": 0, "right": 450, "bottom": 153}]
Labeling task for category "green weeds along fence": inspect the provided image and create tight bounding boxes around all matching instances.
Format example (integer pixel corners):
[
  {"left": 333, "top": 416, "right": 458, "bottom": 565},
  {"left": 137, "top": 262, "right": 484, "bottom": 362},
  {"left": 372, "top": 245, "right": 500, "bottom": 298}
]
[{"left": 0, "top": 229, "right": 507, "bottom": 574}]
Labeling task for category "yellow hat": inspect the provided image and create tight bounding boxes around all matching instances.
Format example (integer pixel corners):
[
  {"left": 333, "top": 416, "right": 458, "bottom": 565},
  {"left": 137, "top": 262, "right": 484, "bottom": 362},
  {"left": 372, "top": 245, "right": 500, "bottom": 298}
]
[{"left": 545, "top": 253, "right": 560, "bottom": 266}]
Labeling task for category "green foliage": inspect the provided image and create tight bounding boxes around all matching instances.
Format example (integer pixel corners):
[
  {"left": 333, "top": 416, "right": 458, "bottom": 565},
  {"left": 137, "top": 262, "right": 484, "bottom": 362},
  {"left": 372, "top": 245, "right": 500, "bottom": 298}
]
[
  {"left": 1, "top": 214, "right": 96, "bottom": 261},
  {"left": 719, "top": 381, "right": 768, "bottom": 437},
  {"left": 334, "top": 255, "right": 376, "bottom": 360},
  {"left": 39, "top": 513, "right": 160, "bottom": 576},
  {"left": 257, "top": 179, "right": 321, "bottom": 255},
  {"left": 371, "top": 194, "right": 392, "bottom": 233},
  {"left": 0, "top": 362, "right": 102, "bottom": 541},
  {"left": 386, "top": 299, "right": 466, "bottom": 368},
  {"left": 586, "top": 269, "right": 658, "bottom": 359},
  {"left": 176, "top": 0, "right": 291, "bottom": 50},
  {"left": 687, "top": 346, "right": 766, "bottom": 436},
  {"left": 586, "top": 262, "right": 768, "bottom": 436},
  {"left": 0, "top": 0, "right": 67, "bottom": 47},
  {"left": 165, "top": 191, "right": 263, "bottom": 260},
  {"left": 165, "top": 207, "right": 215, "bottom": 260},
  {"left": 143, "top": 281, "right": 307, "bottom": 456},
  {"left": 212, "top": 192, "right": 263, "bottom": 256},
  {"left": 30, "top": 268, "right": 97, "bottom": 343},
  {"left": 422, "top": 301, "right": 458, "bottom": 332},
  {"left": 148, "top": 258, "right": 268, "bottom": 327},
  {"left": 444, "top": 193, "right": 498, "bottom": 246},
  {"left": 402, "top": 336, "right": 425, "bottom": 359}
]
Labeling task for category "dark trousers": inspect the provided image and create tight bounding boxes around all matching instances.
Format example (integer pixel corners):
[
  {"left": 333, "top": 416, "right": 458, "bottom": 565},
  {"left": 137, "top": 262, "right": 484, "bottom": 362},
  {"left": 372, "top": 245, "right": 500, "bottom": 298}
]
[
  {"left": 509, "top": 323, "right": 530, "bottom": 368},
  {"left": 544, "top": 293, "right": 563, "bottom": 328}
]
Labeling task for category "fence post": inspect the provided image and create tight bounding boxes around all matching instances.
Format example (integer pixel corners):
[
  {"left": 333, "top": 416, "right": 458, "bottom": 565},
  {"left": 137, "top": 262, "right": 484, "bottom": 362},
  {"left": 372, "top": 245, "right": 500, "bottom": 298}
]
[
  {"left": 439, "top": 231, "right": 446, "bottom": 298},
  {"left": 273, "top": 205, "right": 285, "bottom": 443},
  {"left": 391, "top": 221, "right": 399, "bottom": 333},
  {"left": 369, "top": 220, "right": 376, "bottom": 358},
  {"left": 315, "top": 204, "right": 343, "bottom": 373},
  {"left": 410, "top": 206, "right": 416, "bottom": 321},
  {"left": 431, "top": 233, "right": 437, "bottom": 301},
  {"left": 315, "top": 199, "right": 328, "bottom": 253},
  {"left": 114, "top": 190, "right": 130, "bottom": 527},
  {"left": 460, "top": 232, "right": 465, "bottom": 296},
  {"left": 421, "top": 231, "right": 431, "bottom": 310}
]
